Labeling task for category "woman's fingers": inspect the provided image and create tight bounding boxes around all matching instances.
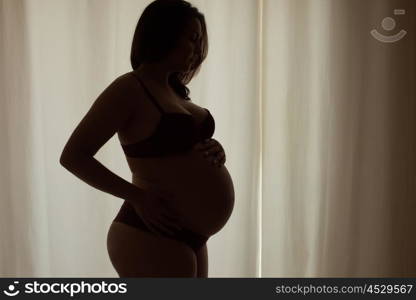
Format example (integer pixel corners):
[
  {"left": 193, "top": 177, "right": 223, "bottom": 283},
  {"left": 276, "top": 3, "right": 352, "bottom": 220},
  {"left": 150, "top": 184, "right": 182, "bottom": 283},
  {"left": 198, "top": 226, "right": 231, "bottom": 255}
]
[
  {"left": 219, "top": 153, "right": 226, "bottom": 164},
  {"left": 162, "top": 213, "right": 183, "bottom": 230},
  {"left": 202, "top": 145, "right": 220, "bottom": 156},
  {"left": 194, "top": 138, "right": 214, "bottom": 150},
  {"left": 207, "top": 149, "right": 225, "bottom": 166},
  {"left": 215, "top": 151, "right": 225, "bottom": 163},
  {"left": 202, "top": 146, "right": 223, "bottom": 163},
  {"left": 142, "top": 218, "right": 167, "bottom": 237},
  {"left": 150, "top": 219, "right": 177, "bottom": 237},
  {"left": 193, "top": 138, "right": 226, "bottom": 166}
]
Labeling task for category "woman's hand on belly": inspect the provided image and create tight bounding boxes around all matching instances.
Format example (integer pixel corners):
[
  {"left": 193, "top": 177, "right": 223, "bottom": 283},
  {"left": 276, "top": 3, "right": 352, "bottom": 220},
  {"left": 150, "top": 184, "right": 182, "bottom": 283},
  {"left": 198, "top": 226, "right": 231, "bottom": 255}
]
[{"left": 193, "top": 138, "right": 226, "bottom": 167}]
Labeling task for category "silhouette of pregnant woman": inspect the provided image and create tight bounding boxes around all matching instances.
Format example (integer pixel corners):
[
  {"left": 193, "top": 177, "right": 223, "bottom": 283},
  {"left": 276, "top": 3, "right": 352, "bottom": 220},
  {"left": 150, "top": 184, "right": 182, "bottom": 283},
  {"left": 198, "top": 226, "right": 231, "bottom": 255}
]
[{"left": 60, "top": 0, "right": 235, "bottom": 277}]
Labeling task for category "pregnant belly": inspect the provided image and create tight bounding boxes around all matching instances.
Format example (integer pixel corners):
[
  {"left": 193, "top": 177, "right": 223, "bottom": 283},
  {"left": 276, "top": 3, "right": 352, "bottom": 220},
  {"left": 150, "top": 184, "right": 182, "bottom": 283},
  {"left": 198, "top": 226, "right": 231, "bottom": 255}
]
[{"left": 131, "top": 150, "right": 235, "bottom": 236}]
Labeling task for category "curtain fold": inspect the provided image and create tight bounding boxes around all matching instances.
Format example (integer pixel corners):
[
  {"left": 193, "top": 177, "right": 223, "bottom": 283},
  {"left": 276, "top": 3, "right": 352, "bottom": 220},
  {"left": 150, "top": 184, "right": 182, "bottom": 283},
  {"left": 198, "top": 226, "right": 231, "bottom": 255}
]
[
  {"left": 262, "top": 0, "right": 415, "bottom": 277},
  {"left": 0, "top": 0, "right": 414, "bottom": 277}
]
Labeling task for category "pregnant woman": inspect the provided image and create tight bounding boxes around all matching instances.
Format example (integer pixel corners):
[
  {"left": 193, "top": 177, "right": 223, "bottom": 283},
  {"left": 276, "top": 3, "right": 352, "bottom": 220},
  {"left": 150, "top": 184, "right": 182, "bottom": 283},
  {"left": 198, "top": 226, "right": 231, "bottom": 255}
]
[{"left": 59, "top": 0, "right": 234, "bottom": 277}]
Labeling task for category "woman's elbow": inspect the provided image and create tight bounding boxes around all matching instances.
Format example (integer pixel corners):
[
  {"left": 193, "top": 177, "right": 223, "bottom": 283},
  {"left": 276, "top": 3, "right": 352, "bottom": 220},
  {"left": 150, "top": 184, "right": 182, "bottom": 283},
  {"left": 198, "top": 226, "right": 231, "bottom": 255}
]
[
  {"left": 59, "top": 150, "right": 87, "bottom": 168},
  {"left": 60, "top": 151, "right": 73, "bottom": 168}
]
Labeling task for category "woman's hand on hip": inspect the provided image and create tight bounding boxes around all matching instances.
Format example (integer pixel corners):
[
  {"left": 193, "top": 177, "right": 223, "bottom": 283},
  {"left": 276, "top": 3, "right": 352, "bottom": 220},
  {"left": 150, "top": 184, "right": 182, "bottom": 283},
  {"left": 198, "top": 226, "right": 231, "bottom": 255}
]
[{"left": 129, "top": 187, "right": 184, "bottom": 237}]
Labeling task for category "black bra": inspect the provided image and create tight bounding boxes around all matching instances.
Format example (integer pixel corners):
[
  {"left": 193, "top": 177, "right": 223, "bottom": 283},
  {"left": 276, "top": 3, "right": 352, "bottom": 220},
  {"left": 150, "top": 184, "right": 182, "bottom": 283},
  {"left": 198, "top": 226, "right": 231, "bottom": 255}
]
[{"left": 121, "top": 72, "right": 215, "bottom": 158}]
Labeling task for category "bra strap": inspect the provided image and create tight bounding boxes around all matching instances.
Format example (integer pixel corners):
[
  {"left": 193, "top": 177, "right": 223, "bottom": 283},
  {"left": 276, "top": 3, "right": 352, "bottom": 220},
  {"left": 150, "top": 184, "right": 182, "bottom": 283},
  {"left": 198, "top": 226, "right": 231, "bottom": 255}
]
[{"left": 130, "top": 72, "right": 165, "bottom": 113}]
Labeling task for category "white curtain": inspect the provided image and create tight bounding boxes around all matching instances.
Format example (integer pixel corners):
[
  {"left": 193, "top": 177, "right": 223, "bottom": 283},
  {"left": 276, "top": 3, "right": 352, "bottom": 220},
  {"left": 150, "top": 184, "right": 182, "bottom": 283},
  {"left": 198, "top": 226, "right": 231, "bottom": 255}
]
[{"left": 1, "top": 0, "right": 415, "bottom": 277}]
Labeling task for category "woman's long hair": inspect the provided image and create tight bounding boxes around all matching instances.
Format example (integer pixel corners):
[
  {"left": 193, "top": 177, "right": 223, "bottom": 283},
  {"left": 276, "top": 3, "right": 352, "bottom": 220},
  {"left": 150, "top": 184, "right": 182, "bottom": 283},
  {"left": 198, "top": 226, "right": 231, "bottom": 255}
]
[{"left": 130, "top": 0, "right": 208, "bottom": 101}]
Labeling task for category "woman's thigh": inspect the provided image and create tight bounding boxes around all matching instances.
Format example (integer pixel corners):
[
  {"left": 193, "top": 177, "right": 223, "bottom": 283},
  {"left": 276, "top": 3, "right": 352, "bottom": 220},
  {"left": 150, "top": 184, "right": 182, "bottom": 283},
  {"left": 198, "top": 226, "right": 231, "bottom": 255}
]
[{"left": 106, "top": 221, "right": 197, "bottom": 277}]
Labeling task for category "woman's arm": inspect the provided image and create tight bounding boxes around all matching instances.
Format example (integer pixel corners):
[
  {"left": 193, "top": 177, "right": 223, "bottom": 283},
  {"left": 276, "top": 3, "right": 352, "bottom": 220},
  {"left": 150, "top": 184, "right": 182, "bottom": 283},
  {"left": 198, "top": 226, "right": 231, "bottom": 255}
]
[
  {"left": 60, "top": 154, "right": 144, "bottom": 203},
  {"left": 60, "top": 73, "right": 144, "bottom": 204}
]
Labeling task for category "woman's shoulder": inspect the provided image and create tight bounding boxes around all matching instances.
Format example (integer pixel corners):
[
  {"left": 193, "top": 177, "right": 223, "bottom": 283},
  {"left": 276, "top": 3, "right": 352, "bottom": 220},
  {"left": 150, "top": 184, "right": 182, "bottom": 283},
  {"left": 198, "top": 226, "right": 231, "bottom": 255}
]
[
  {"left": 114, "top": 71, "right": 147, "bottom": 102},
  {"left": 117, "top": 70, "right": 140, "bottom": 86}
]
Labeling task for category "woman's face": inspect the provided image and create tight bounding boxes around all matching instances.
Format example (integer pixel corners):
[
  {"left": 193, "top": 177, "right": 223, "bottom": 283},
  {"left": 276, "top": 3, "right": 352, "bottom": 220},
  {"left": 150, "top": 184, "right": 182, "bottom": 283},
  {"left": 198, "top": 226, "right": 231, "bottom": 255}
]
[{"left": 167, "top": 18, "right": 203, "bottom": 71}]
